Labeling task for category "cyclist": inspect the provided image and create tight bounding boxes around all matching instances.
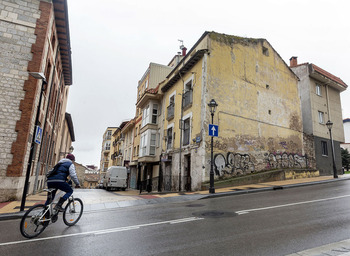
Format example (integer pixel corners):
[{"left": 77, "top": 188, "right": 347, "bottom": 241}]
[{"left": 45, "top": 153, "right": 80, "bottom": 212}]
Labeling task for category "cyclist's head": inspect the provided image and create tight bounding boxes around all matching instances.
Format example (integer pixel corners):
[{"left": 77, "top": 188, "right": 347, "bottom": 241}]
[{"left": 66, "top": 153, "right": 75, "bottom": 161}]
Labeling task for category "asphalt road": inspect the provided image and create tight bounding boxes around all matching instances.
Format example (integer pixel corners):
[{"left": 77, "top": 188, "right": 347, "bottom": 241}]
[{"left": 2, "top": 180, "right": 350, "bottom": 256}]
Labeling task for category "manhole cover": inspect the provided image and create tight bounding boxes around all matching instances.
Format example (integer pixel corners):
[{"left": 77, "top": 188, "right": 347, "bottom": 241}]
[
  {"left": 192, "top": 210, "right": 238, "bottom": 218},
  {"left": 186, "top": 204, "right": 205, "bottom": 207}
]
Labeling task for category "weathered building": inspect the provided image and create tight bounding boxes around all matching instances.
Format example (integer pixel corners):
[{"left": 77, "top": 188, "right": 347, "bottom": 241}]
[
  {"left": 160, "top": 31, "right": 306, "bottom": 191},
  {"left": 136, "top": 63, "right": 173, "bottom": 192},
  {"left": 0, "top": 0, "right": 73, "bottom": 201},
  {"left": 290, "top": 57, "right": 348, "bottom": 175}
]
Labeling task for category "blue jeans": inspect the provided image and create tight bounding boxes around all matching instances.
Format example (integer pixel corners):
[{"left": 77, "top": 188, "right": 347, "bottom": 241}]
[{"left": 45, "top": 181, "right": 73, "bottom": 206}]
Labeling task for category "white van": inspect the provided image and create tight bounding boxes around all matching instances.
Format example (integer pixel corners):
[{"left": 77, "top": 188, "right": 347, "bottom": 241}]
[{"left": 103, "top": 166, "right": 127, "bottom": 191}]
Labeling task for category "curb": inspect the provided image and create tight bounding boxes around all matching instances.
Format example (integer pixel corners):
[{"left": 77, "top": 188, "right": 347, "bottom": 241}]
[
  {"left": 0, "top": 211, "right": 24, "bottom": 221},
  {"left": 201, "top": 176, "right": 350, "bottom": 200}
]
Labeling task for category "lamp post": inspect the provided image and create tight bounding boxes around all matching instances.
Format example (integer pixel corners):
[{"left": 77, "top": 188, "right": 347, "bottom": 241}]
[
  {"left": 208, "top": 99, "right": 218, "bottom": 194},
  {"left": 326, "top": 120, "right": 338, "bottom": 179},
  {"left": 20, "top": 72, "right": 47, "bottom": 211}
]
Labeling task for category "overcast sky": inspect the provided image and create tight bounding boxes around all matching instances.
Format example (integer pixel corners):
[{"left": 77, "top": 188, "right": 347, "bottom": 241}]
[{"left": 66, "top": 0, "right": 350, "bottom": 167}]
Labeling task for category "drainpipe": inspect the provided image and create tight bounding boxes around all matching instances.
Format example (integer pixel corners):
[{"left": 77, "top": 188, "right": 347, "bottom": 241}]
[{"left": 178, "top": 72, "right": 185, "bottom": 192}]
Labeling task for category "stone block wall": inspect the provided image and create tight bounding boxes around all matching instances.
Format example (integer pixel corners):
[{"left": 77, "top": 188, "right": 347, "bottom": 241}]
[{"left": 0, "top": 0, "right": 40, "bottom": 175}]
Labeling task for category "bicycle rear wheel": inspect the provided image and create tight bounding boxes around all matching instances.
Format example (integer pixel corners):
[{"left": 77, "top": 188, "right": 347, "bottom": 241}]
[
  {"left": 63, "top": 198, "right": 83, "bottom": 226},
  {"left": 20, "top": 204, "right": 48, "bottom": 238}
]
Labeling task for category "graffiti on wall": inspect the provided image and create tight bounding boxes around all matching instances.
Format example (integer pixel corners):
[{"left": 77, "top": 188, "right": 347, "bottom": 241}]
[
  {"left": 213, "top": 152, "right": 308, "bottom": 177},
  {"left": 214, "top": 152, "right": 255, "bottom": 176},
  {"left": 265, "top": 152, "right": 308, "bottom": 169}
]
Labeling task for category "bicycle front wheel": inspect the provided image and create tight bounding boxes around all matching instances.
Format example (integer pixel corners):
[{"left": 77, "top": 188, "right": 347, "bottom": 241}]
[
  {"left": 63, "top": 198, "right": 83, "bottom": 226},
  {"left": 20, "top": 204, "right": 48, "bottom": 238}
]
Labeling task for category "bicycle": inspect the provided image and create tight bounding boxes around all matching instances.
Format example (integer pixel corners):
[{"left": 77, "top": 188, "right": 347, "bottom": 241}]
[{"left": 20, "top": 187, "right": 84, "bottom": 239}]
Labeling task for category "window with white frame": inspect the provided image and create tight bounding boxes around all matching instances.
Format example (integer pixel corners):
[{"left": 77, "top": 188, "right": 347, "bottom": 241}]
[
  {"left": 150, "top": 133, "right": 156, "bottom": 155},
  {"left": 316, "top": 84, "right": 322, "bottom": 96},
  {"left": 104, "top": 141, "right": 111, "bottom": 150},
  {"left": 152, "top": 104, "right": 158, "bottom": 124},
  {"left": 105, "top": 130, "right": 112, "bottom": 140},
  {"left": 142, "top": 105, "right": 149, "bottom": 127},
  {"left": 318, "top": 111, "right": 324, "bottom": 124},
  {"left": 140, "top": 132, "right": 147, "bottom": 157},
  {"left": 167, "top": 95, "right": 175, "bottom": 120}
]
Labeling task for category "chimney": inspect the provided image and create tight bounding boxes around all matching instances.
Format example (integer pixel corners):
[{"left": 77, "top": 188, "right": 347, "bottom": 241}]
[
  {"left": 182, "top": 47, "right": 187, "bottom": 56},
  {"left": 289, "top": 56, "right": 298, "bottom": 67}
]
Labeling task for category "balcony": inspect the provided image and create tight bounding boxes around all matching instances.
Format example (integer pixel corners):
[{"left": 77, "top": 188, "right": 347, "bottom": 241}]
[{"left": 183, "top": 90, "right": 192, "bottom": 109}]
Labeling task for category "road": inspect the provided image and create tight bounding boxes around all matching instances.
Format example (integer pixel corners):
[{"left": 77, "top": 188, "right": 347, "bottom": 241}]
[{"left": 1, "top": 180, "right": 350, "bottom": 256}]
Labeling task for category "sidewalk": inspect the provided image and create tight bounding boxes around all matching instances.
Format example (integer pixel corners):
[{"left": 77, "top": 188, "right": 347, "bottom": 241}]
[{"left": 1, "top": 174, "right": 349, "bottom": 221}]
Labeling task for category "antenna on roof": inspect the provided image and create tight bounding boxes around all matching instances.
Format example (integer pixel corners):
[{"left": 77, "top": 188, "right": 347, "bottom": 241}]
[{"left": 178, "top": 39, "right": 184, "bottom": 49}]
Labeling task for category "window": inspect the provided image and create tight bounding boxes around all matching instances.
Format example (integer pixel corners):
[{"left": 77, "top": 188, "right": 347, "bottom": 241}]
[
  {"left": 104, "top": 142, "right": 111, "bottom": 150},
  {"left": 142, "top": 105, "right": 150, "bottom": 127},
  {"left": 318, "top": 111, "right": 324, "bottom": 124},
  {"left": 133, "top": 147, "right": 136, "bottom": 156},
  {"left": 183, "top": 80, "right": 193, "bottom": 108},
  {"left": 321, "top": 141, "right": 328, "bottom": 156},
  {"left": 136, "top": 145, "right": 139, "bottom": 156},
  {"left": 167, "top": 95, "right": 175, "bottom": 120},
  {"left": 140, "top": 133, "right": 147, "bottom": 157},
  {"left": 106, "top": 130, "right": 112, "bottom": 140},
  {"left": 316, "top": 84, "right": 322, "bottom": 96},
  {"left": 167, "top": 127, "right": 173, "bottom": 149},
  {"left": 135, "top": 127, "right": 138, "bottom": 137},
  {"left": 152, "top": 104, "right": 158, "bottom": 124},
  {"left": 183, "top": 118, "right": 190, "bottom": 146},
  {"left": 262, "top": 46, "right": 269, "bottom": 56},
  {"left": 150, "top": 133, "right": 156, "bottom": 155}
]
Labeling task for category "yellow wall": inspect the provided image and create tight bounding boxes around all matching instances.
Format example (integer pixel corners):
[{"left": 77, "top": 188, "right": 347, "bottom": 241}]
[
  {"left": 207, "top": 33, "right": 305, "bottom": 172},
  {"left": 162, "top": 61, "right": 204, "bottom": 150}
]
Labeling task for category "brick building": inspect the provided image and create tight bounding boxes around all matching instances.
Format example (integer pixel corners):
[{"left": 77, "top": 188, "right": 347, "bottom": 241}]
[{"left": 0, "top": 0, "right": 73, "bottom": 202}]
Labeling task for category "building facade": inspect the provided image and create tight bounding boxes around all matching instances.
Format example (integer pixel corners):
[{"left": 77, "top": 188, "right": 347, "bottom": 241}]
[
  {"left": 121, "top": 119, "right": 135, "bottom": 188},
  {"left": 136, "top": 63, "right": 173, "bottom": 192},
  {"left": 99, "top": 127, "right": 117, "bottom": 175},
  {"left": 160, "top": 32, "right": 306, "bottom": 191},
  {"left": 290, "top": 57, "right": 347, "bottom": 175},
  {"left": 0, "top": 0, "right": 73, "bottom": 201}
]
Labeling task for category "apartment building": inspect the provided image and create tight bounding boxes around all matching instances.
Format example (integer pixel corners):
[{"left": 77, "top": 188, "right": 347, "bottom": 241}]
[
  {"left": 290, "top": 57, "right": 348, "bottom": 175},
  {"left": 99, "top": 127, "right": 117, "bottom": 174},
  {"left": 0, "top": 0, "right": 73, "bottom": 201},
  {"left": 121, "top": 119, "right": 135, "bottom": 188},
  {"left": 135, "top": 63, "right": 173, "bottom": 191}
]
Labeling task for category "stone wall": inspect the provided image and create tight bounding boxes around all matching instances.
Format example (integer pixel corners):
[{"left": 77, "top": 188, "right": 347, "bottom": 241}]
[
  {"left": 0, "top": 0, "right": 43, "bottom": 202},
  {"left": 0, "top": 0, "right": 39, "bottom": 176}
]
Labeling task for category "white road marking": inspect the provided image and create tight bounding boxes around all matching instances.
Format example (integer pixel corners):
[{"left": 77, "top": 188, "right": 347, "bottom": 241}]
[
  {"left": 236, "top": 194, "right": 350, "bottom": 215},
  {"left": 0, "top": 217, "right": 203, "bottom": 246}
]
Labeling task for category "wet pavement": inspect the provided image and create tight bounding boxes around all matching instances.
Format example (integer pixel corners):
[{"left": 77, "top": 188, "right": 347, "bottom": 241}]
[
  {"left": 1, "top": 174, "right": 348, "bottom": 219},
  {"left": 2, "top": 174, "right": 350, "bottom": 255}
]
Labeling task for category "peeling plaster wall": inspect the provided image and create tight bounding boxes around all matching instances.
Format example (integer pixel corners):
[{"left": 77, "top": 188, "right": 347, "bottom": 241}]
[{"left": 204, "top": 33, "right": 305, "bottom": 179}]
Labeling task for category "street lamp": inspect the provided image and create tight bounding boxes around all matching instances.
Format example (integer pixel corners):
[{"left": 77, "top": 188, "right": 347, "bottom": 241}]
[
  {"left": 20, "top": 72, "right": 47, "bottom": 211},
  {"left": 208, "top": 99, "right": 218, "bottom": 194},
  {"left": 326, "top": 120, "right": 338, "bottom": 178}
]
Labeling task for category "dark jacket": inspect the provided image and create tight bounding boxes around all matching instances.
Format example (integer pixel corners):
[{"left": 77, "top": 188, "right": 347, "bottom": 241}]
[{"left": 47, "top": 158, "right": 80, "bottom": 185}]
